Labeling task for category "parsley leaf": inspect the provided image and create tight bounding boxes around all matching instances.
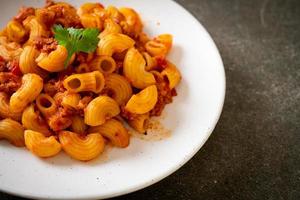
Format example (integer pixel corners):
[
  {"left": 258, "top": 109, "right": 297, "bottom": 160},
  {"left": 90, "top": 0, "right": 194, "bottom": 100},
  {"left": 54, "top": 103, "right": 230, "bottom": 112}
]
[{"left": 53, "top": 25, "right": 100, "bottom": 68}]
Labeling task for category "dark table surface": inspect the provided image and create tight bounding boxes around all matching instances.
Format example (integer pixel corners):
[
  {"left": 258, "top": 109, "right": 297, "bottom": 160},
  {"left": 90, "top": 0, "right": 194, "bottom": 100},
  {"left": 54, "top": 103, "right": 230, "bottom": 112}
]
[{"left": 1, "top": 0, "right": 300, "bottom": 199}]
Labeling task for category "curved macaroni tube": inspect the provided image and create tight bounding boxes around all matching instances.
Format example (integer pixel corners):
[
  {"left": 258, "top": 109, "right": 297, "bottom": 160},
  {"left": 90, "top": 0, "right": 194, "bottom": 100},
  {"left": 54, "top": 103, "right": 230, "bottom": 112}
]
[
  {"left": 59, "top": 131, "right": 105, "bottom": 161},
  {"left": 75, "top": 63, "right": 91, "bottom": 73},
  {"left": 104, "top": 73, "right": 132, "bottom": 105},
  {"left": 63, "top": 71, "right": 105, "bottom": 93},
  {"left": 90, "top": 56, "right": 116, "bottom": 74},
  {"left": 145, "top": 34, "right": 173, "bottom": 56},
  {"left": 19, "top": 46, "right": 47, "bottom": 77},
  {"left": 105, "top": 6, "right": 124, "bottom": 23},
  {"left": 71, "top": 115, "right": 87, "bottom": 134},
  {"left": 0, "top": 36, "right": 23, "bottom": 61},
  {"left": 0, "top": 118, "right": 24, "bottom": 147},
  {"left": 36, "top": 94, "right": 58, "bottom": 117},
  {"left": 161, "top": 61, "right": 182, "bottom": 89},
  {"left": 143, "top": 52, "right": 157, "bottom": 71},
  {"left": 97, "top": 33, "right": 135, "bottom": 56},
  {"left": 99, "top": 19, "right": 122, "bottom": 39},
  {"left": 128, "top": 113, "right": 150, "bottom": 134},
  {"left": 77, "top": 2, "right": 104, "bottom": 17},
  {"left": 23, "top": 16, "right": 48, "bottom": 44},
  {"left": 22, "top": 104, "right": 52, "bottom": 137},
  {"left": 80, "top": 14, "right": 103, "bottom": 29},
  {"left": 24, "top": 130, "right": 61, "bottom": 158},
  {"left": 61, "top": 93, "right": 81, "bottom": 110},
  {"left": 123, "top": 48, "right": 156, "bottom": 89},
  {"left": 84, "top": 96, "right": 120, "bottom": 126},
  {"left": 0, "top": 92, "right": 22, "bottom": 121},
  {"left": 36, "top": 45, "right": 68, "bottom": 72},
  {"left": 119, "top": 7, "right": 143, "bottom": 37},
  {"left": 6, "top": 20, "right": 27, "bottom": 43},
  {"left": 88, "top": 119, "right": 129, "bottom": 148},
  {"left": 125, "top": 85, "right": 158, "bottom": 114},
  {"left": 10, "top": 73, "right": 43, "bottom": 113}
]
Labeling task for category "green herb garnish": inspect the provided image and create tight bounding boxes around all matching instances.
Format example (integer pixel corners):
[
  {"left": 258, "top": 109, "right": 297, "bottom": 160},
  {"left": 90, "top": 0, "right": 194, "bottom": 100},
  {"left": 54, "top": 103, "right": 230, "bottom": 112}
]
[{"left": 53, "top": 24, "right": 100, "bottom": 68}]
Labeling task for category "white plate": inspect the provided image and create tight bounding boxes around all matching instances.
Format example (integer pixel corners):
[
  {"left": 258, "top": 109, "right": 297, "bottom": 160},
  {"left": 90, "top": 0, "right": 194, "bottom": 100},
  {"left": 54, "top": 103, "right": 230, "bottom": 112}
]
[{"left": 0, "top": 0, "right": 225, "bottom": 199}]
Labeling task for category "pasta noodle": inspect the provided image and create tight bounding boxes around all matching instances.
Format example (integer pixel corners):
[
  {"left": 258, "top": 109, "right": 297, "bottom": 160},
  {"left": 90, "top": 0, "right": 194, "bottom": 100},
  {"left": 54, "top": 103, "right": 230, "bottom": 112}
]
[
  {"left": 6, "top": 20, "right": 27, "bottom": 43},
  {"left": 19, "top": 46, "right": 47, "bottom": 77},
  {"left": 103, "top": 73, "right": 132, "bottom": 105},
  {"left": 10, "top": 73, "right": 43, "bottom": 113},
  {"left": 25, "top": 130, "right": 61, "bottom": 158},
  {"left": 0, "top": 118, "right": 24, "bottom": 147},
  {"left": 36, "top": 45, "right": 69, "bottom": 72},
  {"left": 88, "top": 118, "right": 129, "bottom": 148},
  {"left": 145, "top": 34, "right": 173, "bottom": 56},
  {"left": 63, "top": 71, "right": 105, "bottom": 93},
  {"left": 97, "top": 33, "right": 135, "bottom": 56},
  {"left": 71, "top": 115, "right": 87, "bottom": 134},
  {"left": 22, "top": 104, "right": 52, "bottom": 137},
  {"left": 36, "top": 93, "right": 58, "bottom": 117},
  {"left": 90, "top": 55, "right": 117, "bottom": 74},
  {"left": 123, "top": 47, "right": 156, "bottom": 89},
  {"left": 99, "top": 19, "right": 122, "bottom": 39},
  {"left": 161, "top": 61, "right": 182, "bottom": 89},
  {"left": 125, "top": 85, "right": 158, "bottom": 114},
  {"left": 128, "top": 113, "right": 150, "bottom": 134},
  {"left": 59, "top": 131, "right": 105, "bottom": 161},
  {"left": 84, "top": 96, "right": 120, "bottom": 126},
  {"left": 0, "top": 1, "right": 181, "bottom": 161},
  {"left": 0, "top": 92, "right": 22, "bottom": 121}
]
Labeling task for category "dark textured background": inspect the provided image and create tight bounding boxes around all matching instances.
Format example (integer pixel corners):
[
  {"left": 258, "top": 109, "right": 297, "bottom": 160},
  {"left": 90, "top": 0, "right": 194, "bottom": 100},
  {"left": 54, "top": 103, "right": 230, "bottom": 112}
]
[{"left": 1, "top": 0, "right": 300, "bottom": 199}]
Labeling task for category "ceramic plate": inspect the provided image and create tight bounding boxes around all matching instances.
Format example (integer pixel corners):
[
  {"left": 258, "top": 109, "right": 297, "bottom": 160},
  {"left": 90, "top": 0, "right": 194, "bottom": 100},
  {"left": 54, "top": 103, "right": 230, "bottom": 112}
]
[{"left": 0, "top": 0, "right": 225, "bottom": 199}]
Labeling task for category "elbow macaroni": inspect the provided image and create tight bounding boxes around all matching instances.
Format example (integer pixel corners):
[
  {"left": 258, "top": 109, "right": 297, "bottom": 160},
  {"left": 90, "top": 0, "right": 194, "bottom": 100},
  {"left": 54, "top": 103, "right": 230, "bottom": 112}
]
[
  {"left": 90, "top": 56, "right": 117, "bottom": 74},
  {"left": 88, "top": 118, "right": 129, "bottom": 148},
  {"left": 123, "top": 47, "right": 156, "bottom": 89},
  {"left": 71, "top": 115, "right": 87, "bottom": 134},
  {"left": 0, "top": 118, "right": 24, "bottom": 147},
  {"left": 19, "top": 46, "right": 47, "bottom": 77},
  {"left": 10, "top": 73, "right": 43, "bottom": 113},
  {"left": 99, "top": 19, "right": 122, "bottom": 39},
  {"left": 161, "top": 61, "right": 182, "bottom": 89},
  {"left": 63, "top": 71, "right": 105, "bottom": 93},
  {"left": 97, "top": 33, "right": 135, "bottom": 56},
  {"left": 0, "top": 92, "right": 22, "bottom": 121},
  {"left": 25, "top": 130, "right": 61, "bottom": 158},
  {"left": 36, "top": 94, "right": 58, "bottom": 117},
  {"left": 103, "top": 73, "right": 132, "bottom": 105},
  {"left": 59, "top": 131, "right": 105, "bottom": 161},
  {"left": 145, "top": 34, "right": 173, "bottom": 56},
  {"left": 36, "top": 45, "right": 69, "bottom": 72},
  {"left": 128, "top": 113, "right": 150, "bottom": 134},
  {"left": 22, "top": 104, "right": 52, "bottom": 137},
  {"left": 125, "top": 85, "right": 158, "bottom": 114},
  {"left": 84, "top": 96, "right": 120, "bottom": 126}
]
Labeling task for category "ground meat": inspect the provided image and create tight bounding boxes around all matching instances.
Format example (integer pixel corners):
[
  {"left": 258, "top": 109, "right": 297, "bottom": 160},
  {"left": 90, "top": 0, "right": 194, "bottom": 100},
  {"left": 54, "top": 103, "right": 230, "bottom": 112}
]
[
  {"left": 0, "top": 56, "right": 7, "bottom": 72},
  {"left": 47, "top": 3, "right": 81, "bottom": 28},
  {"left": 34, "top": 37, "right": 58, "bottom": 53},
  {"left": 0, "top": 72, "right": 21, "bottom": 94},
  {"left": 77, "top": 96, "right": 93, "bottom": 111},
  {"left": 154, "top": 56, "right": 168, "bottom": 72},
  {"left": 44, "top": 78, "right": 65, "bottom": 96},
  {"left": 150, "top": 75, "right": 177, "bottom": 116},
  {"left": 14, "top": 7, "right": 35, "bottom": 23},
  {"left": 121, "top": 106, "right": 139, "bottom": 121},
  {"left": 48, "top": 107, "right": 72, "bottom": 131}
]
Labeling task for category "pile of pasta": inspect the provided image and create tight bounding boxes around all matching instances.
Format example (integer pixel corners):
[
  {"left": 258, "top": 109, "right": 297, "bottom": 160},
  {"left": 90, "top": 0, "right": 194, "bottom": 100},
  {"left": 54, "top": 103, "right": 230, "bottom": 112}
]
[{"left": 0, "top": 1, "right": 181, "bottom": 161}]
